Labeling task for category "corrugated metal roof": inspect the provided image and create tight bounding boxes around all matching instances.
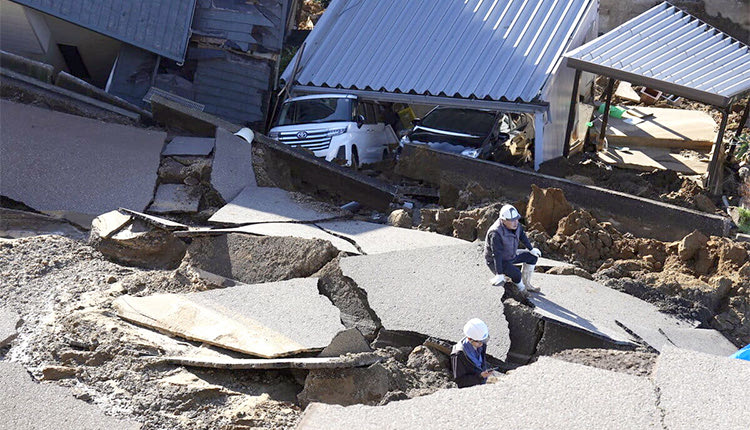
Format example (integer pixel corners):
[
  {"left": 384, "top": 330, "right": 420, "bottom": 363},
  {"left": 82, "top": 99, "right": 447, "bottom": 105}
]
[
  {"left": 193, "top": 0, "right": 287, "bottom": 53},
  {"left": 10, "top": 0, "right": 197, "bottom": 61},
  {"left": 283, "top": 0, "right": 594, "bottom": 103},
  {"left": 565, "top": 2, "right": 750, "bottom": 108}
]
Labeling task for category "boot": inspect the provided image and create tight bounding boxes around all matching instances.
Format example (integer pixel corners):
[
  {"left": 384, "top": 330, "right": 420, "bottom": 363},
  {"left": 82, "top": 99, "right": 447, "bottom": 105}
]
[
  {"left": 515, "top": 278, "right": 529, "bottom": 296},
  {"left": 522, "top": 263, "right": 540, "bottom": 293}
]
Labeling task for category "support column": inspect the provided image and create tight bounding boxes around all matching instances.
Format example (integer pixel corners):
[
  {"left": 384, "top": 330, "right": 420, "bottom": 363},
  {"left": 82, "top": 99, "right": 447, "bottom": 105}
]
[
  {"left": 597, "top": 77, "right": 615, "bottom": 151},
  {"left": 563, "top": 69, "right": 582, "bottom": 157},
  {"left": 707, "top": 109, "right": 730, "bottom": 195},
  {"left": 734, "top": 98, "right": 750, "bottom": 140}
]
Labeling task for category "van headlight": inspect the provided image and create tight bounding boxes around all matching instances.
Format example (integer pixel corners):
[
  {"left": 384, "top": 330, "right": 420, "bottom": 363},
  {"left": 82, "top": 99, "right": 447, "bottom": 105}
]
[
  {"left": 268, "top": 131, "right": 280, "bottom": 139},
  {"left": 461, "top": 148, "right": 481, "bottom": 158},
  {"left": 326, "top": 127, "right": 348, "bottom": 137}
]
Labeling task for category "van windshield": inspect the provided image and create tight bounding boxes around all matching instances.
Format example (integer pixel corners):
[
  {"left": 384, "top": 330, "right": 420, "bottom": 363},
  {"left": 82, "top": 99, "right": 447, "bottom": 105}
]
[{"left": 276, "top": 98, "right": 355, "bottom": 126}]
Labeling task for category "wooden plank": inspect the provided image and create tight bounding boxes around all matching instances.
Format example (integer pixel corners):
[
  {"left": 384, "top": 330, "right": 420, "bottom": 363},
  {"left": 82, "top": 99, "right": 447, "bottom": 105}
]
[
  {"left": 614, "top": 81, "right": 641, "bottom": 103},
  {"left": 604, "top": 107, "right": 717, "bottom": 149},
  {"left": 598, "top": 145, "right": 710, "bottom": 175}
]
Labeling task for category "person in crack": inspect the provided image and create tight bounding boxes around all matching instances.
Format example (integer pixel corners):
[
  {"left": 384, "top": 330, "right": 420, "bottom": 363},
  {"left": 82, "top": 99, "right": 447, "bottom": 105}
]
[{"left": 451, "top": 318, "right": 492, "bottom": 388}]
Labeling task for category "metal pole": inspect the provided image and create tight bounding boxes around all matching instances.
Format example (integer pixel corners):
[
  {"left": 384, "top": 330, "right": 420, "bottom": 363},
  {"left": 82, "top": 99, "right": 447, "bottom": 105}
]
[
  {"left": 707, "top": 109, "right": 729, "bottom": 195},
  {"left": 735, "top": 98, "right": 750, "bottom": 140},
  {"left": 563, "top": 69, "right": 582, "bottom": 157},
  {"left": 597, "top": 77, "right": 615, "bottom": 151}
]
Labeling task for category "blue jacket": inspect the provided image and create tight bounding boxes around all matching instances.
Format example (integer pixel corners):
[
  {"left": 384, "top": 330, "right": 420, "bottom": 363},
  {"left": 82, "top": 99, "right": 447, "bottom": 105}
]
[{"left": 484, "top": 220, "right": 533, "bottom": 267}]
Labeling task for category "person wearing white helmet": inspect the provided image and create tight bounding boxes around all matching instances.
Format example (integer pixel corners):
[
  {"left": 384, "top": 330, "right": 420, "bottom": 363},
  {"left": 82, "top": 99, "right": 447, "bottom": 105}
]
[
  {"left": 450, "top": 318, "right": 492, "bottom": 388},
  {"left": 483, "top": 203, "right": 542, "bottom": 295}
]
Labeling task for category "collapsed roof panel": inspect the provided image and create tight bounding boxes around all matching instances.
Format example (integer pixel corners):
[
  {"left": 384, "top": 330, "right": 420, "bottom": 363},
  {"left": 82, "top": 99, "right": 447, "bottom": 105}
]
[
  {"left": 283, "top": 0, "right": 594, "bottom": 103},
  {"left": 193, "top": 0, "right": 287, "bottom": 53},
  {"left": 565, "top": 2, "right": 750, "bottom": 108},
  {"left": 10, "top": 0, "right": 197, "bottom": 61}
]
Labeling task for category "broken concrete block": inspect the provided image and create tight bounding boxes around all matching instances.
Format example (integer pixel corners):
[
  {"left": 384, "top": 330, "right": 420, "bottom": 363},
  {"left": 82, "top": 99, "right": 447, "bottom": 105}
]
[
  {"left": 0, "top": 361, "right": 141, "bottom": 429},
  {"left": 617, "top": 324, "right": 738, "bottom": 356},
  {"left": 0, "top": 208, "right": 86, "bottom": 240},
  {"left": 319, "top": 329, "right": 373, "bottom": 358},
  {"left": 162, "top": 136, "right": 215, "bottom": 156},
  {"left": 113, "top": 278, "right": 344, "bottom": 358},
  {"left": 338, "top": 243, "right": 511, "bottom": 360},
  {"left": 502, "top": 299, "right": 544, "bottom": 365},
  {"left": 296, "top": 357, "right": 660, "bottom": 429},
  {"left": 212, "top": 128, "right": 257, "bottom": 203},
  {"left": 159, "top": 352, "right": 381, "bottom": 370},
  {"left": 40, "top": 365, "right": 77, "bottom": 381},
  {"left": 149, "top": 184, "right": 201, "bottom": 214},
  {"left": 209, "top": 186, "right": 343, "bottom": 224},
  {"left": 157, "top": 157, "right": 211, "bottom": 185},
  {"left": 298, "top": 362, "right": 393, "bottom": 407},
  {"left": 0, "top": 308, "right": 21, "bottom": 348},
  {"left": 654, "top": 347, "right": 750, "bottom": 430},
  {"left": 89, "top": 210, "right": 186, "bottom": 270},
  {"left": 406, "top": 345, "right": 449, "bottom": 372},
  {"left": 0, "top": 100, "right": 163, "bottom": 215},
  {"left": 184, "top": 233, "right": 338, "bottom": 284},
  {"left": 387, "top": 209, "right": 412, "bottom": 228}
]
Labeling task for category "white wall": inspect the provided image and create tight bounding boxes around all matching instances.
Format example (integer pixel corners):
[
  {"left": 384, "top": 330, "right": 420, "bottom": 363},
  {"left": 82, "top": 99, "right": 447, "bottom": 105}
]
[{"left": 537, "top": 0, "right": 599, "bottom": 168}]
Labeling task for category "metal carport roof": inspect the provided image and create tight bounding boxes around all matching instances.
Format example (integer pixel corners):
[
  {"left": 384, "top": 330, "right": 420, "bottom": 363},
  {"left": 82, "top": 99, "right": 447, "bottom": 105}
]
[
  {"left": 564, "top": 2, "right": 750, "bottom": 108},
  {"left": 282, "top": 0, "right": 595, "bottom": 106}
]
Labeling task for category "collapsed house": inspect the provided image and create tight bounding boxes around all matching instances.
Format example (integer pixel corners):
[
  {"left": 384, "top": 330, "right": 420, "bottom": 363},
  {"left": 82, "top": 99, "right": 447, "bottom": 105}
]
[
  {"left": 280, "top": 0, "right": 600, "bottom": 169},
  {"left": 0, "top": 0, "right": 294, "bottom": 128}
]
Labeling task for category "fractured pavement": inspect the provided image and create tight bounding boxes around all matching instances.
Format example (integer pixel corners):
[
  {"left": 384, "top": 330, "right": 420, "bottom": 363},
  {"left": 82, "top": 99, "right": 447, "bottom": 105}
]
[
  {"left": 0, "top": 307, "right": 21, "bottom": 348},
  {"left": 211, "top": 128, "right": 257, "bottom": 203},
  {"left": 158, "top": 352, "right": 382, "bottom": 370},
  {"left": 113, "top": 278, "right": 344, "bottom": 358},
  {"left": 0, "top": 100, "right": 163, "bottom": 215},
  {"left": 161, "top": 136, "right": 215, "bottom": 156},
  {"left": 0, "top": 361, "right": 141, "bottom": 430},
  {"left": 297, "top": 357, "right": 662, "bottom": 429}
]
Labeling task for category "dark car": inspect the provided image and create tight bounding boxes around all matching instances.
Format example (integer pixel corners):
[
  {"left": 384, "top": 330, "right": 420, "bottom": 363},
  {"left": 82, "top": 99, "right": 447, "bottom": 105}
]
[{"left": 399, "top": 107, "right": 531, "bottom": 160}]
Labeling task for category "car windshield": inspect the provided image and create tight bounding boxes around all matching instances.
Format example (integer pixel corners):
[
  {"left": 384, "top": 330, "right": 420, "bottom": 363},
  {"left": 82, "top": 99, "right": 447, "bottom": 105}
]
[
  {"left": 420, "top": 108, "right": 497, "bottom": 136},
  {"left": 276, "top": 98, "right": 354, "bottom": 126}
]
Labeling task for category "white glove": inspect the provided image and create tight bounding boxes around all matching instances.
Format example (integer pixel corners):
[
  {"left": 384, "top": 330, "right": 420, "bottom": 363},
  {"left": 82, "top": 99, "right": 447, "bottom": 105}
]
[
  {"left": 490, "top": 274, "right": 506, "bottom": 286},
  {"left": 530, "top": 247, "right": 542, "bottom": 258}
]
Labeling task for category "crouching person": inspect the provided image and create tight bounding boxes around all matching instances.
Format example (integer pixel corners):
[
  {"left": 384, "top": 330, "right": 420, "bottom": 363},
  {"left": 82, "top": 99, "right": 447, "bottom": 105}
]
[
  {"left": 484, "top": 204, "right": 542, "bottom": 295},
  {"left": 451, "top": 318, "right": 491, "bottom": 388}
]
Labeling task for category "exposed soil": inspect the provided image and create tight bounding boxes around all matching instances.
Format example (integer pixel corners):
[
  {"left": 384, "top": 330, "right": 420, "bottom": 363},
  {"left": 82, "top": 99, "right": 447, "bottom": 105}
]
[{"left": 550, "top": 348, "right": 657, "bottom": 377}]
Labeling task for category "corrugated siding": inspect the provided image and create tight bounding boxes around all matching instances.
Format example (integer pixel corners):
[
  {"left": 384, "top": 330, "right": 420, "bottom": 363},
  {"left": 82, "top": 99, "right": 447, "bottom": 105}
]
[
  {"left": 193, "top": 0, "right": 286, "bottom": 52},
  {"left": 283, "top": 0, "right": 593, "bottom": 103},
  {"left": 565, "top": 2, "right": 750, "bottom": 107},
  {"left": 193, "top": 57, "right": 271, "bottom": 125},
  {"left": 10, "top": 0, "right": 196, "bottom": 61}
]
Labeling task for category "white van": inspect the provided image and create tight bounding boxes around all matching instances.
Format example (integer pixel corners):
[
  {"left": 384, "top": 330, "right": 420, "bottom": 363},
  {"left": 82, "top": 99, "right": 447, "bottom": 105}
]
[{"left": 268, "top": 94, "right": 398, "bottom": 168}]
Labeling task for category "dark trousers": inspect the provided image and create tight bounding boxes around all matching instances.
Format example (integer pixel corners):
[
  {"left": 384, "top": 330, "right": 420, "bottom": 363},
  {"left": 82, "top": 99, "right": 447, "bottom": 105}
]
[{"left": 486, "top": 252, "right": 538, "bottom": 283}]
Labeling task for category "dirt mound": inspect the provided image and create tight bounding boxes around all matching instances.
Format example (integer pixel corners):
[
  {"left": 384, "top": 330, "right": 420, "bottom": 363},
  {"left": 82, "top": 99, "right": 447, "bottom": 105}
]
[{"left": 525, "top": 185, "right": 573, "bottom": 235}]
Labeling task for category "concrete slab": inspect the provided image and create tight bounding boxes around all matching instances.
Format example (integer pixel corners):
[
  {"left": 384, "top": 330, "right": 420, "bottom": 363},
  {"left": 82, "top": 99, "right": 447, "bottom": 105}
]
[
  {"left": 0, "top": 208, "right": 86, "bottom": 240},
  {"left": 149, "top": 184, "right": 201, "bottom": 214},
  {"left": 317, "top": 220, "right": 467, "bottom": 255},
  {"left": 319, "top": 329, "right": 373, "bottom": 358},
  {"left": 297, "top": 357, "right": 661, "bottom": 429},
  {"left": 619, "top": 323, "right": 738, "bottom": 356},
  {"left": 212, "top": 128, "right": 256, "bottom": 203},
  {"left": 0, "top": 100, "right": 163, "bottom": 215},
  {"left": 339, "top": 243, "right": 512, "bottom": 360},
  {"left": 0, "top": 308, "right": 21, "bottom": 348},
  {"left": 118, "top": 208, "right": 189, "bottom": 231},
  {"left": 208, "top": 186, "right": 343, "bottom": 224},
  {"left": 161, "top": 136, "right": 215, "bottom": 156},
  {"left": 654, "top": 347, "right": 750, "bottom": 430},
  {"left": 182, "top": 222, "right": 360, "bottom": 254},
  {"left": 529, "top": 274, "right": 696, "bottom": 346},
  {"left": 159, "top": 352, "right": 381, "bottom": 370},
  {"left": 0, "top": 361, "right": 141, "bottom": 430},
  {"left": 114, "top": 278, "right": 344, "bottom": 358}
]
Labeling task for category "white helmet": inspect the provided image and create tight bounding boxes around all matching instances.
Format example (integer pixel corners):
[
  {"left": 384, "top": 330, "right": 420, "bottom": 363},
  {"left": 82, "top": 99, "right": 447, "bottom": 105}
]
[
  {"left": 463, "top": 318, "right": 489, "bottom": 341},
  {"left": 499, "top": 204, "right": 521, "bottom": 221}
]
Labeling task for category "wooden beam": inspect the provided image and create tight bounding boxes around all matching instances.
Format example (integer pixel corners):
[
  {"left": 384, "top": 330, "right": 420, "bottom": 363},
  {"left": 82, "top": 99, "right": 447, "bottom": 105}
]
[
  {"left": 597, "top": 78, "right": 615, "bottom": 151},
  {"left": 563, "top": 69, "right": 582, "bottom": 157},
  {"left": 707, "top": 109, "right": 730, "bottom": 195}
]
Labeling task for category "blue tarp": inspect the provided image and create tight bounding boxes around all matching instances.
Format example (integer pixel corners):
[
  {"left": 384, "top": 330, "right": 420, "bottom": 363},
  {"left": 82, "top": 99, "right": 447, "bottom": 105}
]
[{"left": 729, "top": 344, "right": 750, "bottom": 361}]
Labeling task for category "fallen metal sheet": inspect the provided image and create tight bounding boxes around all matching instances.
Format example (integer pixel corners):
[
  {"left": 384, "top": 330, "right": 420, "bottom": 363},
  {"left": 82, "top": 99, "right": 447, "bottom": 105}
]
[
  {"left": 316, "top": 220, "right": 468, "bottom": 255},
  {"left": 0, "top": 208, "right": 86, "bottom": 240},
  {"left": 598, "top": 145, "right": 709, "bottom": 175},
  {"left": 654, "top": 347, "right": 750, "bottom": 430},
  {"left": 529, "top": 274, "right": 696, "bottom": 346},
  {"left": 113, "top": 278, "right": 344, "bottom": 358},
  {"left": 603, "top": 107, "right": 716, "bottom": 149},
  {"left": 158, "top": 352, "right": 381, "bottom": 370},
  {"left": 0, "top": 362, "right": 141, "bottom": 430},
  {"left": 619, "top": 323, "right": 738, "bottom": 356},
  {"left": 149, "top": 184, "right": 201, "bottom": 213},
  {"left": 211, "top": 128, "right": 257, "bottom": 203},
  {"left": 118, "top": 208, "right": 189, "bottom": 231},
  {"left": 0, "top": 100, "right": 163, "bottom": 215},
  {"left": 339, "top": 243, "right": 511, "bottom": 360},
  {"left": 179, "top": 223, "right": 360, "bottom": 254},
  {"left": 297, "top": 357, "right": 660, "bottom": 429},
  {"left": 208, "top": 186, "right": 344, "bottom": 224},
  {"left": 0, "top": 307, "right": 21, "bottom": 348},
  {"left": 161, "top": 136, "right": 215, "bottom": 156}
]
